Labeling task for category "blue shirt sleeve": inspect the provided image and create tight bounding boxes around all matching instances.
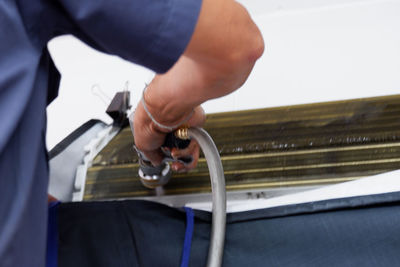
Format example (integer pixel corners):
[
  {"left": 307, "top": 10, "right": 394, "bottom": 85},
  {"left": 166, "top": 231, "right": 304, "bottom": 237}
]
[
  {"left": 57, "top": 0, "right": 202, "bottom": 73},
  {"left": 0, "top": 1, "right": 202, "bottom": 266}
]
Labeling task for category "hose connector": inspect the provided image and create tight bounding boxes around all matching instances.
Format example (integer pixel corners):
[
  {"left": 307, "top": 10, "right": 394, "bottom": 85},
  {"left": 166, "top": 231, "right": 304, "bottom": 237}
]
[{"left": 175, "top": 126, "right": 190, "bottom": 140}]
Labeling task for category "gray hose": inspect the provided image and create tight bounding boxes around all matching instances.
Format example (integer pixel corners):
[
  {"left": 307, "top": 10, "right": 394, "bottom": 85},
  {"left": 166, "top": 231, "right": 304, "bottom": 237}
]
[{"left": 188, "top": 128, "right": 226, "bottom": 267}]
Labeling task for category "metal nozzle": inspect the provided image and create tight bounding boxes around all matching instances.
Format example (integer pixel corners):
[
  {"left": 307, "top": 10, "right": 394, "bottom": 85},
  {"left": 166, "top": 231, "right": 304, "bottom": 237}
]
[{"left": 138, "top": 160, "right": 172, "bottom": 189}]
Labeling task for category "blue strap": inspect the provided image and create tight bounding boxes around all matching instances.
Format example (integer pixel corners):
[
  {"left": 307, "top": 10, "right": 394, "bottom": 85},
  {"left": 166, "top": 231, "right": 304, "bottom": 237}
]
[
  {"left": 46, "top": 201, "right": 60, "bottom": 267},
  {"left": 180, "top": 207, "right": 195, "bottom": 267}
]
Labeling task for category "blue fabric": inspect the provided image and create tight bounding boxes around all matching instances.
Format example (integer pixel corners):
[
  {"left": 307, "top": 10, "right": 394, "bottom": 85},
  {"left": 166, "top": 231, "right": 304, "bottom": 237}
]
[
  {"left": 0, "top": 1, "right": 202, "bottom": 266},
  {"left": 57, "top": 193, "right": 400, "bottom": 267},
  {"left": 181, "top": 207, "right": 195, "bottom": 267},
  {"left": 47, "top": 202, "right": 60, "bottom": 267}
]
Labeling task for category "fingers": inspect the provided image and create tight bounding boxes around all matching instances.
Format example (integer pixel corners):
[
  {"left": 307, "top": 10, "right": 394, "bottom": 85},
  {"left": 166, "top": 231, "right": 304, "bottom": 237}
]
[
  {"left": 141, "top": 149, "right": 165, "bottom": 167},
  {"left": 133, "top": 99, "right": 205, "bottom": 169},
  {"left": 170, "top": 139, "right": 200, "bottom": 172},
  {"left": 48, "top": 194, "right": 58, "bottom": 203},
  {"left": 133, "top": 101, "right": 167, "bottom": 166},
  {"left": 169, "top": 106, "right": 205, "bottom": 172}
]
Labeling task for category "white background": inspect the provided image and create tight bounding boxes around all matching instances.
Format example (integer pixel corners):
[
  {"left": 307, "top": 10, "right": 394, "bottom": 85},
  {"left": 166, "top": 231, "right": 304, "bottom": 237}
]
[{"left": 47, "top": 0, "right": 400, "bottom": 149}]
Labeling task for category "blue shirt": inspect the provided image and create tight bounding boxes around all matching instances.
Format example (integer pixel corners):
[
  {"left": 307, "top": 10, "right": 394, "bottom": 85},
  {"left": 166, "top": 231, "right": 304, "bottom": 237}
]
[{"left": 0, "top": 0, "right": 201, "bottom": 266}]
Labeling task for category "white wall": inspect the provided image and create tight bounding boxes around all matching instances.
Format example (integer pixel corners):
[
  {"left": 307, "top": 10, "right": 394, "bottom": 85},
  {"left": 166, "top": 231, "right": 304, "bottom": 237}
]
[{"left": 47, "top": 0, "right": 400, "bottom": 149}]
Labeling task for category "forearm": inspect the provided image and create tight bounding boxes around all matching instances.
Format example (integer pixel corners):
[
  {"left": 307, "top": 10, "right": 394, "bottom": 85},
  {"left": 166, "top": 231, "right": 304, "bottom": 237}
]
[
  {"left": 144, "top": 0, "right": 264, "bottom": 127},
  {"left": 185, "top": 0, "right": 264, "bottom": 69},
  {"left": 133, "top": 0, "right": 263, "bottom": 167}
]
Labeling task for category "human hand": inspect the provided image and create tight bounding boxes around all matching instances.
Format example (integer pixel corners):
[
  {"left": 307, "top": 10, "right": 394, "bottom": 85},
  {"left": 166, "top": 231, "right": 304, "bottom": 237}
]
[{"left": 133, "top": 95, "right": 205, "bottom": 172}]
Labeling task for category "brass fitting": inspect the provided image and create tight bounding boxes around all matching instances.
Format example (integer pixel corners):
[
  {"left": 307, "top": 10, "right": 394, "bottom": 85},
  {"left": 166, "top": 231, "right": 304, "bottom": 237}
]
[{"left": 175, "top": 127, "right": 190, "bottom": 140}]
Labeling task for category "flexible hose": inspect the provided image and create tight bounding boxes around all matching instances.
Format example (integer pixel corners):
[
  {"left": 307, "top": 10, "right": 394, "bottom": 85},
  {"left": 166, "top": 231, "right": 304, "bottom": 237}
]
[{"left": 187, "top": 127, "right": 226, "bottom": 267}]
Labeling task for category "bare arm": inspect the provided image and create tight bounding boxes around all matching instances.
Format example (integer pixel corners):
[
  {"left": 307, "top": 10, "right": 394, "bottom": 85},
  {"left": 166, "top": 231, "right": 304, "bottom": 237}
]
[{"left": 134, "top": 0, "right": 264, "bottom": 170}]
